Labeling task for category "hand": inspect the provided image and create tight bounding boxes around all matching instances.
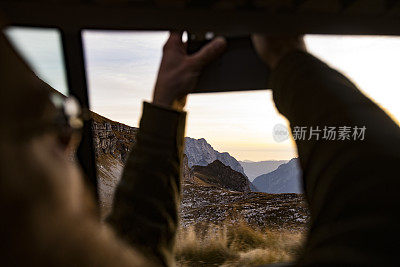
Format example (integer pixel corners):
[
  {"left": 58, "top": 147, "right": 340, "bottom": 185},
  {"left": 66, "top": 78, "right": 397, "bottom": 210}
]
[
  {"left": 251, "top": 35, "right": 306, "bottom": 69},
  {"left": 153, "top": 32, "right": 227, "bottom": 111}
]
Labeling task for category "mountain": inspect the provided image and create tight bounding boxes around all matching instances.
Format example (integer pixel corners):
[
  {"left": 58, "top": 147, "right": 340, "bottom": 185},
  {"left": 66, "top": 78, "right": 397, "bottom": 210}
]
[
  {"left": 239, "top": 160, "right": 288, "bottom": 181},
  {"left": 92, "top": 112, "right": 138, "bottom": 163},
  {"left": 252, "top": 158, "right": 303, "bottom": 194},
  {"left": 184, "top": 137, "right": 245, "bottom": 175},
  {"left": 191, "top": 160, "right": 251, "bottom": 192},
  {"left": 93, "top": 115, "right": 309, "bottom": 230},
  {"left": 249, "top": 182, "right": 259, "bottom": 192},
  {"left": 91, "top": 113, "right": 139, "bottom": 216}
]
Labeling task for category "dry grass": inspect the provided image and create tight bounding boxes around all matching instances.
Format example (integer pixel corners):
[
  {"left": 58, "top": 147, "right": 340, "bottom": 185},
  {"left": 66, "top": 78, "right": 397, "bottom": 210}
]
[{"left": 175, "top": 220, "right": 305, "bottom": 266}]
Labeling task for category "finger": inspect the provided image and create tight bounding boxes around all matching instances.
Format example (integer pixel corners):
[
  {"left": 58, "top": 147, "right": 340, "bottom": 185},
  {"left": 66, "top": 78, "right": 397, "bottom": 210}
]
[
  {"left": 188, "top": 37, "right": 227, "bottom": 69},
  {"left": 163, "top": 31, "right": 184, "bottom": 51}
]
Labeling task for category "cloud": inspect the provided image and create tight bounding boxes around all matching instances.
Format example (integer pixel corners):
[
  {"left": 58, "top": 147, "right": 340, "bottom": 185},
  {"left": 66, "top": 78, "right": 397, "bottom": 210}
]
[{"left": 7, "top": 28, "right": 400, "bottom": 160}]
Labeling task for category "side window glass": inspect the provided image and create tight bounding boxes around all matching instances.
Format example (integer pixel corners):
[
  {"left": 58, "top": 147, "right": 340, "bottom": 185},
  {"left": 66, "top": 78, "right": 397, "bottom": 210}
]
[{"left": 4, "top": 26, "right": 68, "bottom": 95}]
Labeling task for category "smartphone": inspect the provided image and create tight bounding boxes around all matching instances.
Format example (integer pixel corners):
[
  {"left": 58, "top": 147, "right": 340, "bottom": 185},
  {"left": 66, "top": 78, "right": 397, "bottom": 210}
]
[{"left": 187, "top": 32, "right": 270, "bottom": 93}]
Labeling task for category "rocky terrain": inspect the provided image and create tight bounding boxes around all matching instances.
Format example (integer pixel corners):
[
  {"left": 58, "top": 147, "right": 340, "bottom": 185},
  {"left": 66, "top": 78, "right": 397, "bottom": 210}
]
[
  {"left": 180, "top": 182, "right": 309, "bottom": 231},
  {"left": 184, "top": 137, "right": 258, "bottom": 191},
  {"left": 91, "top": 112, "right": 138, "bottom": 215},
  {"left": 185, "top": 137, "right": 245, "bottom": 175},
  {"left": 191, "top": 160, "right": 251, "bottom": 192},
  {"left": 181, "top": 160, "right": 308, "bottom": 231},
  {"left": 252, "top": 158, "right": 303, "bottom": 194},
  {"left": 92, "top": 112, "right": 138, "bottom": 162},
  {"left": 92, "top": 115, "right": 309, "bottom": 230}
]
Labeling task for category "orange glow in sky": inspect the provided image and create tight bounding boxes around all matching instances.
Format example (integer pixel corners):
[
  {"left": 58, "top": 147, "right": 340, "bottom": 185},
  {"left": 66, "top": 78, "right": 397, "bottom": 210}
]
[{"left": 6, "top": 28, "right": 400, "bottom": 161}]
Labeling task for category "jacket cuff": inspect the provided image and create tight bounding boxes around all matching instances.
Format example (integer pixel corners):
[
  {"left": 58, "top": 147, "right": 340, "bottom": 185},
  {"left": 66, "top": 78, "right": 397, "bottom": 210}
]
[{"left": 139, "top": 102, "right": 186, "bottom": 147}]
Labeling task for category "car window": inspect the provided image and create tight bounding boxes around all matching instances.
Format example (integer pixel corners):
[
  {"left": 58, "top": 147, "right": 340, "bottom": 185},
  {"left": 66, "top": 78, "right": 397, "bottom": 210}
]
[
  {"left": 11, "top": 29, "right": 394, "bottom": 265},
  {"left": 4, "top": 26, "right": 68, "bottom": 95}
]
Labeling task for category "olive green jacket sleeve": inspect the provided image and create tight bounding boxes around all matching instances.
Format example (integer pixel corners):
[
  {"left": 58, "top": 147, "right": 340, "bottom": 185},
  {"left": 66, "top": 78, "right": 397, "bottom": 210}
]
[
  {"left": 270, "top": 51, "right": 400, "bottom": 266},
  {"left": 107, "top": 102, "right": 186, "bottom": 267}
]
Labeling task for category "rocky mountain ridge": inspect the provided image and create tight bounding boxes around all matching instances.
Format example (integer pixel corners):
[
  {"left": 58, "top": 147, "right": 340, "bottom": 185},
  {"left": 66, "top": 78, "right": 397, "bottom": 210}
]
[
  {"left": 191, "top": 160, "right": 251, "bottom": 192},
  {"left": 184, "top": 137, "right": 245, "bottom": 175},
  {"left": 92, "top": 112, "right": 138, "bottom": 163},
  {"left": 252, "top": 158, "right": 303, "bottom": 194},
  {"left": 93, "top": 114, "right": 308, "bottom": 231}
]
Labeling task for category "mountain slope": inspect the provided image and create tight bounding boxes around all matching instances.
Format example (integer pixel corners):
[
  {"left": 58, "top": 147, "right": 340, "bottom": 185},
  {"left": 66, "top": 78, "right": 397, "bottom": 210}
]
[
  {"left": 184, "top": 137, "right": 245, "bottom": 175},
  {"left": 252, "top": 158, "right": 303, "bottom": 194},
  {"left": 239, "top": 160, "right": 288, "bottom": 181},
  {"left": 191, "top": 160, "right": 251, "bottom": 192},
  {"left": 91, "top": 113, "right": 138, "bottom": 216},
  {"left": 92, "top": 112, "right": 138, "bottom": 163},
  {"left": 180, "top": 182, "right": 309, "bottom": 230}
]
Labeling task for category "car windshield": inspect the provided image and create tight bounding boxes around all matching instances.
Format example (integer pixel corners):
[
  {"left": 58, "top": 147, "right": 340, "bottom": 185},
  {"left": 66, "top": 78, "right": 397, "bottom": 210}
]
[
  {"left": 4, "top": 26, "right": 68, "bottom": 96},
  {"left": 6, "top": 28, "right": 400, "bottom": 265}
]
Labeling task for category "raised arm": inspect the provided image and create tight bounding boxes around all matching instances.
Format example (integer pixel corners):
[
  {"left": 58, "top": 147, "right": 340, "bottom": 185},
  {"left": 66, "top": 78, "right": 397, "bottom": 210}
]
[
  {"left": 253, "top": 35, "right": 400, "bottom": 266},
  {"left": 107, "top": 32, "right": 226, "bottom": 266}
]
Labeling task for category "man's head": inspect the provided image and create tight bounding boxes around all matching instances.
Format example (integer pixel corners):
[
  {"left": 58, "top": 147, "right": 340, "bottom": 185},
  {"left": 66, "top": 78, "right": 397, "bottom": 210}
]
[{"left": 0, "top": 19, "right": 99, "bottom": 264}]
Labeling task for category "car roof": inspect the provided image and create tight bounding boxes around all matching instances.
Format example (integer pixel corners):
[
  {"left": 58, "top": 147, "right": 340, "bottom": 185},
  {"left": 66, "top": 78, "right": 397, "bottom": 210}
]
[{"left": 0, "top": 0, "right": 399, "bottom": 35}]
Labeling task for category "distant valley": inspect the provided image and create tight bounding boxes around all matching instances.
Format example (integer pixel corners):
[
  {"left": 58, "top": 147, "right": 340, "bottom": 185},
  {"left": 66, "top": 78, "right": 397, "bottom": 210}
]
[{"left": 239, "top": 159, "right": 288, "bottom": 181}]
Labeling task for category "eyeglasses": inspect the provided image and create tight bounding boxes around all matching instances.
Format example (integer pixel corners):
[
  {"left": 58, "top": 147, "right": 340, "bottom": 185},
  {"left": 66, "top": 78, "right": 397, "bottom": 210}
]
[
  {"left": 48, "top": 93, "right": 88, "bottom": 149},
  {"left": 50, "top": 93, "right": 85, "bottom": 131}
]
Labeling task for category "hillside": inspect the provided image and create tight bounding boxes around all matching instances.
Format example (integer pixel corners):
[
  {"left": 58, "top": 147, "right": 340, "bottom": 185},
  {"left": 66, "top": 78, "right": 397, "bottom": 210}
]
[
  {"left": 92, "top": 112, "right": 138, "bottom": 163},
  {"left": 191, "top": 160, "right": 251, "bottom": 192},
  {"left": 239, "top": 160, "right": 288, "bottom": 181},
  {"left": 180, "top": 181, "right": 308, "bottom": 230},
  {"left": 184, "top": 137, "right": 245, "bottom": 175},
  {"left": 92, "top": 114, "right": 309, "bottom": 232},
  {"left": 91, "top": 112, "right": 138, "bottom": 215},
  {"left": 252, "top": 158, "right": 303, "bottom": 194}
]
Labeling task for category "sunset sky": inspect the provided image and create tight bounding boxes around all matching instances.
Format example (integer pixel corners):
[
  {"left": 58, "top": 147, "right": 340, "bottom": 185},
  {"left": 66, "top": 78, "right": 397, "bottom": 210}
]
[{"left": 6, "top": 28, "right": 400, "bottom": 161}]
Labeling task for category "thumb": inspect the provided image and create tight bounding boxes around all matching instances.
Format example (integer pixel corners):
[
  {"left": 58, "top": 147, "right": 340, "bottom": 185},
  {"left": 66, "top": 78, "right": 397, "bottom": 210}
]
[{"left": 188, "top": 37, "right": 227, "bottom": 69}]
